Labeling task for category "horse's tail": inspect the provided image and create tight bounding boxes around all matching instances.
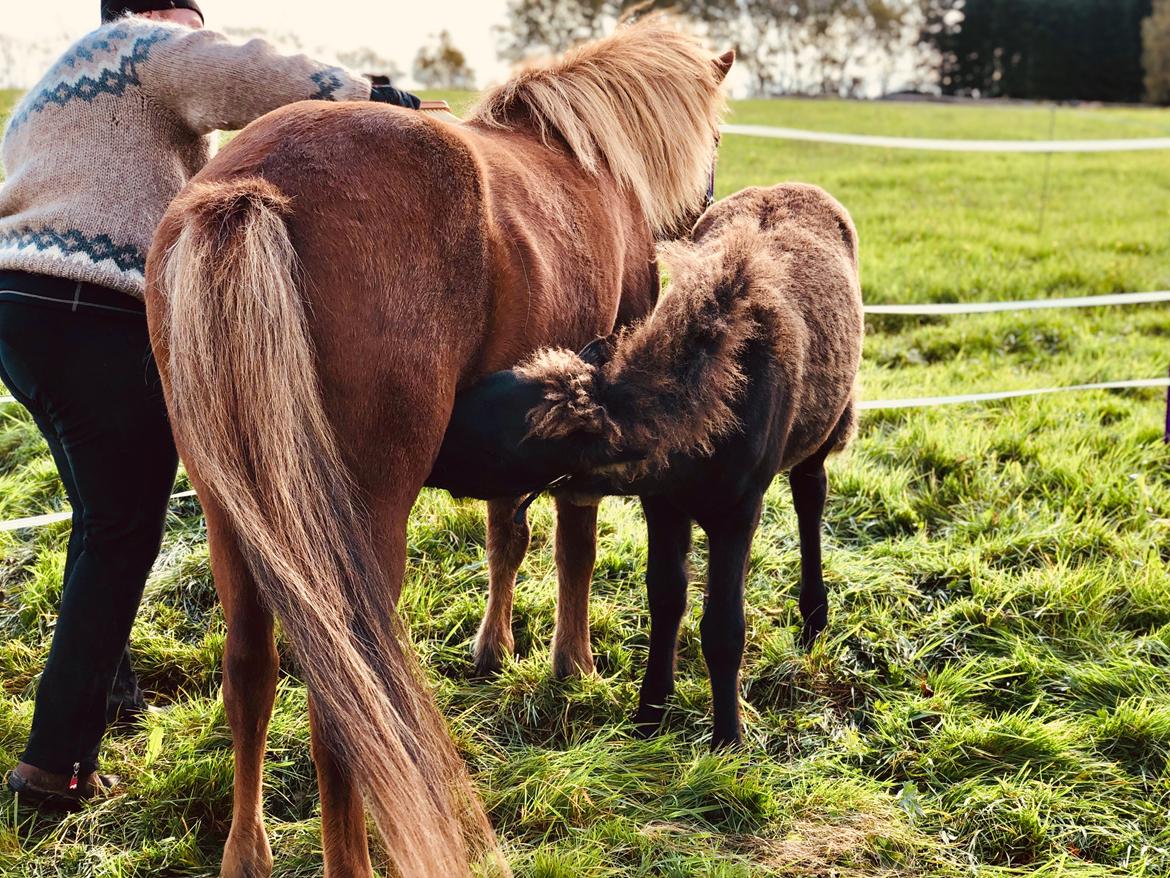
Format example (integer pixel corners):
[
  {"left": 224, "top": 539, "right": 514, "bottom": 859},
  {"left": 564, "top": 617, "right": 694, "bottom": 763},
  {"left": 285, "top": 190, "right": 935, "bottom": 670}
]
[
  {"left": 154, "top": 178, "right": 496, "bottom": 878},
  {"left": 521, "top": 221, "right": 766, "bottom": 470}
]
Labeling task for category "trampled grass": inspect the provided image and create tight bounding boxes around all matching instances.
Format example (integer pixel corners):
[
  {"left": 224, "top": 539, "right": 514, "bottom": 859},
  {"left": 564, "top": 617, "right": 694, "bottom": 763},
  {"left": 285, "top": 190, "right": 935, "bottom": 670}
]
[{"left": 1, "top": 88, "right": 1169, "bottom": 876}]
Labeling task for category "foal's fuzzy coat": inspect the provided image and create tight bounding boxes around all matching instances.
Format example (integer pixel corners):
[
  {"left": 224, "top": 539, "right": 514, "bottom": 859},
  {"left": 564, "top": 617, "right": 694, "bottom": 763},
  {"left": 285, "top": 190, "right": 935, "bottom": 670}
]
[
  {"left": 521, "top": 183, "right": 861, "bottom": 472},
  {"left": 431, "top": 183, "right": 864, "bottom": 745}
]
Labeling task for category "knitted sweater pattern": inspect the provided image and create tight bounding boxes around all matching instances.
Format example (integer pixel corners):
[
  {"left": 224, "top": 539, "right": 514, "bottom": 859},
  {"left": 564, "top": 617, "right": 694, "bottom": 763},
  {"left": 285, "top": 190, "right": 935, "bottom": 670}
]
[{"left": 0, "top": 18, "right": 371, "bottom": 299}]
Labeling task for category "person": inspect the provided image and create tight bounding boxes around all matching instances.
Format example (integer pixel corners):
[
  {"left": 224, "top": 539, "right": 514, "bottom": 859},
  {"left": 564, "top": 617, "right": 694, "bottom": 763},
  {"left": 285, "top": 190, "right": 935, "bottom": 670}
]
[{"left": 0, "top": 0, "right": 420, "bottom": 810}]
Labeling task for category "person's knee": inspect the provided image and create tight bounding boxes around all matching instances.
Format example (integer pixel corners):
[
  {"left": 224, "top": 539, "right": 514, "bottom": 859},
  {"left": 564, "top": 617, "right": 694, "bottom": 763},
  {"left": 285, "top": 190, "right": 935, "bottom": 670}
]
[{"left": 78, "top": 511, "right": 167, "bottom": 571}]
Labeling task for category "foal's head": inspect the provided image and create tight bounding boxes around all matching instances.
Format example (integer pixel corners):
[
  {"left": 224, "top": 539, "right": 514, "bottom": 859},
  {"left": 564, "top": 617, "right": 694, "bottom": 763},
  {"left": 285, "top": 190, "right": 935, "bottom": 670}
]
[
  {"left": 428, "top": 337, "right": 628, "bottom": 501},
  {"left": 470, "top": 14, "right": 733, "bottom": 239}
]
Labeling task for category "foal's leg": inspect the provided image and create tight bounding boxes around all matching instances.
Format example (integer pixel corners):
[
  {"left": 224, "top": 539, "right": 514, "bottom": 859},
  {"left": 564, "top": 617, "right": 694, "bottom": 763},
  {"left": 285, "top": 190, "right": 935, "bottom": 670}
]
[
  {"left": 204, "top": 500, "right": 279, "bottom": 878},
  {"left": 633, "top": 495, "right": 692, "bottom": 737},
  {"left": 551, "top": 497, "right": 599, "bottom": 679},
  {"left": 790, "top": 442, "right": 834, "bottom": 650},
  {"left": 474, "top": 498, "right": 530, "bottom": 676},
  {"left": 701, "top": 496, "right": 763, "bottom": 748}
]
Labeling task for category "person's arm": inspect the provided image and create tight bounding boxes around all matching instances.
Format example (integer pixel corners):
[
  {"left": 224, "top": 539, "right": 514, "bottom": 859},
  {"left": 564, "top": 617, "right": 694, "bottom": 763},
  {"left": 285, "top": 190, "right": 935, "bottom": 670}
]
[{"left": 138, "top": 27, "right": 413, "bottom": 134}]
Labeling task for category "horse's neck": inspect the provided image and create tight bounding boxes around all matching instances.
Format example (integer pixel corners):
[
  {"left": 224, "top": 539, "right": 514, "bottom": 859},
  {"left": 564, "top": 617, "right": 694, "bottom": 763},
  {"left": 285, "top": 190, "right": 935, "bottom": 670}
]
[{"left": 467, "top": 131, "right": 653, "bottom": 372}]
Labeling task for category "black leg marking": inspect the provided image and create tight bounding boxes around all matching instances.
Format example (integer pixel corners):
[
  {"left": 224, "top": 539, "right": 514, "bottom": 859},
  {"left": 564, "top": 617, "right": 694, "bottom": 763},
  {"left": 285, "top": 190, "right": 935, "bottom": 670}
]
[
  {"left": 790, "top": 456, "right": 828, "bottom": 650},
  {"left": 700, "top": 497, "right": 762, "bottom": 748},
  {"left": 633, "top": 496, "right": 692, "bottom": 738}
]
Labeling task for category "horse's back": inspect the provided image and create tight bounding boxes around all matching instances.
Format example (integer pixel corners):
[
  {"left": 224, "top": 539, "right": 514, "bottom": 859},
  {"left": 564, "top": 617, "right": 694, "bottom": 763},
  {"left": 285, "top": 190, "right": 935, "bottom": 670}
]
[
  {"left": 186, "top": 103, "right": 654, "bottom": 381},
  {"left": 154, "top": 101, "right": 656, "bottom": 483},
  {"left": 779, "top": 220, "right": 863, "bottom": 468},
  {"left": 691, "top": 185, "right": 862, "bottom": 472},
  {"left": 160, "top": 102, "right": 501, "bottom": 479}
]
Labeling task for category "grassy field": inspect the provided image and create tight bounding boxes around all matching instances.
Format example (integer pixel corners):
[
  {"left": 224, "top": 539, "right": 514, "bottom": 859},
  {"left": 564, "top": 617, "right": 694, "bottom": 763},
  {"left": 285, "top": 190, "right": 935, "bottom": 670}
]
[{"left": 1, "top": 87, "right": 1170, "bottom": 876}]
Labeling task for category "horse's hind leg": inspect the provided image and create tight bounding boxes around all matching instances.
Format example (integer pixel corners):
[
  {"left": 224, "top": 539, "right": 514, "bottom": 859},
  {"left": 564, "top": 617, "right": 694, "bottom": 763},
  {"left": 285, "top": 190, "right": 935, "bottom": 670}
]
[
  {"left": 551, "top": 497, "right": 598, "bottom": 679},
  {"left": 203, "top": 497, "right": 279, "bottom": 878},
  {"left": 633, "top": 495, "right": 692, "bottom": 737},
  {"left": 701, "top": 495, "right": 763, "bottom": 748},
  {"left": 473, "top": 498, "right": 531, "bottom": 676},
  {"left": 309, "top": 697, "right": 372, "bottom": 877},
  {"left": 790, "top": 436, "right": 838, "bottom": 651}
]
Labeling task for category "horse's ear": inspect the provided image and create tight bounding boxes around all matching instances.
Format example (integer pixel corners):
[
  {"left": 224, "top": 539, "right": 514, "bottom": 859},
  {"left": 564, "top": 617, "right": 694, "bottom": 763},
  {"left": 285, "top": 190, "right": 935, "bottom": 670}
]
[
  {"left": 578, "top": 335, "right": 616, "bottom": 367},
  {"left": 713, "top": 50, "right": 735, "bottom": 82}
]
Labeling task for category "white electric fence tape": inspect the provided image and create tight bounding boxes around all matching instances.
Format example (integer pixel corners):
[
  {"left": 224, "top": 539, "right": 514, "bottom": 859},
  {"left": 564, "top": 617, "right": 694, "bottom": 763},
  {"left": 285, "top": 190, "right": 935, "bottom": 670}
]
[
  {"left": 0, "top": 490, "right": 197, "bottom": 533},
  {"left": 857, "top": 378, "right": 1170, "bottom": 411},
  {"left": 0, "top": 376, "right": 1166, "bottom": 532},
  {"left": 865, "top": 290, "right": 1170, "bottom": 315},
  {"left": 1, "top": 280, "right": 1166, "bottom": 530},
  {"left": 720, "top": 124, "right": 1170, "bottom": 153}
]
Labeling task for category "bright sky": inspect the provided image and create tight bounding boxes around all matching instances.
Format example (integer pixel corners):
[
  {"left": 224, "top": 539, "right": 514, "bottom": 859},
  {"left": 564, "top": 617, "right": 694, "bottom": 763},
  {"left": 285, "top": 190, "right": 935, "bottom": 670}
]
[{"left": 1, "top": 0, "right": 516, "bottom": 89}]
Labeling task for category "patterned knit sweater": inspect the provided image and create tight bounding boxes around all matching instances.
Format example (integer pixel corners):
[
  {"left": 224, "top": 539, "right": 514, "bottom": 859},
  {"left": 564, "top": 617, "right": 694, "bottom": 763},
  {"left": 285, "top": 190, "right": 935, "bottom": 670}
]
[{"left": 0, "top": 17, "right": 372, "bottom": 299}]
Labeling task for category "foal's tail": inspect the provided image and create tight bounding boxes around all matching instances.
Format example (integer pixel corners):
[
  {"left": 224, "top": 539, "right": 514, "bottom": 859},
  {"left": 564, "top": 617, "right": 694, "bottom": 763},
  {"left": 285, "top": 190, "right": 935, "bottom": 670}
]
[
  {"left": 154, "top": 178, "right": 498, "bottom": 877},
  {"left": 520, "top": 221, "right": 768, "bottom": 470}
]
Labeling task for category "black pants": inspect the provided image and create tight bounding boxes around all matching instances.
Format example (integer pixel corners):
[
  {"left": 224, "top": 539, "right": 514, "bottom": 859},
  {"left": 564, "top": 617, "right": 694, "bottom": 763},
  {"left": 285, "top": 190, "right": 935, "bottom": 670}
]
[{"left": 0, "top": 272, "right": 178, "bottom": 775}]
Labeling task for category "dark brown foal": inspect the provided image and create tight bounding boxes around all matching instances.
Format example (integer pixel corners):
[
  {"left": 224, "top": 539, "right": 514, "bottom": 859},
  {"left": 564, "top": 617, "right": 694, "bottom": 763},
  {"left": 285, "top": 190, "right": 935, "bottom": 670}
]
[{"left": 431, "top": 183, "right": 864, "bottom": 747}]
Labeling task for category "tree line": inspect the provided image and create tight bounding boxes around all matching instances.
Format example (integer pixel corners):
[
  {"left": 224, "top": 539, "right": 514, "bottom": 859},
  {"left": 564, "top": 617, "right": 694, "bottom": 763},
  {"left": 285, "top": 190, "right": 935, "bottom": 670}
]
[
  {"left": 497, "top": 0, "right": 927, "bottom": 99},
  {"left": 497, "top": 0, "right": 1170, "bottom": 103},
  {"left": 2, "top": 2, "right": 1168, "bottom": 103},
  {"left": 925, "top": 0, "right": 1159, "bottom": 103}
]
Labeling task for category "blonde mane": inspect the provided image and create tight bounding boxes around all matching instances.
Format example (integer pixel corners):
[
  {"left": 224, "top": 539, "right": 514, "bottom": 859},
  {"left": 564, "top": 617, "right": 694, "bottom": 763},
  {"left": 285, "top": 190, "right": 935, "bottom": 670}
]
[{"left": 470, "top": 14, "right": 729, "bottom": 235}]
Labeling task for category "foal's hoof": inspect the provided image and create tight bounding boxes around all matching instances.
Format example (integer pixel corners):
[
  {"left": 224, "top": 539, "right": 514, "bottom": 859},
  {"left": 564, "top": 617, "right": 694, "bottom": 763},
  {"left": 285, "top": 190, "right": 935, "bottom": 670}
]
[
  {"left": 799, "top": 623, "right": 825, "bottom": 653},
  {"left": 710, "top": 728, "right": 743, "bottom": 750},
  {"left": 631, "top": 705, "right": 666, "bottom": 739}
]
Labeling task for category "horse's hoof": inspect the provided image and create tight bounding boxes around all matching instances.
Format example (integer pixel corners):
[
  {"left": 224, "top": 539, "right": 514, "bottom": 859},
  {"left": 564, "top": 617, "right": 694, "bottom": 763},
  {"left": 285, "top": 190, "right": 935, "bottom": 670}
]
[
  {"left": 471, "top": 639, "right": 512, "bottom": 679},
  {"left": 471, "top": 653, "right": 504, "bottom": 679},
  {"left": 222, "top": 825, "right": 273, "bottom": 878},
  {"left": 551, "top": 649, "right": 595, "bottom": 681}
]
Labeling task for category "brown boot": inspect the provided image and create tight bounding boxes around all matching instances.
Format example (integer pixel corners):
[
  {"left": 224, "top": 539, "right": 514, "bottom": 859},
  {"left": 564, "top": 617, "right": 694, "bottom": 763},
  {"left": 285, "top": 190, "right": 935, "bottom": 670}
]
[{"left": 6, "top": 761, "right": 119, "bottom": 812}]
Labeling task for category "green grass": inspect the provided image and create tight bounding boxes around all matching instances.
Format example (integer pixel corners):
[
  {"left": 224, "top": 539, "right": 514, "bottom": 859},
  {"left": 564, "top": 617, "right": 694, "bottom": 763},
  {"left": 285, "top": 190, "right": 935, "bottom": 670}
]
[{"left": 2, "top": 89, "right": 1170, "bottom": 876}]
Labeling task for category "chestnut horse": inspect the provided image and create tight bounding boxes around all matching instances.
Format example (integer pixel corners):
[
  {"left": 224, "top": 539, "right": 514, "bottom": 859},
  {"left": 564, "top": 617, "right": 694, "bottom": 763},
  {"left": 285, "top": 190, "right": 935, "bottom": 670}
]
[{"left": 145, "top": 17, "right": 731, "bottom": 878}]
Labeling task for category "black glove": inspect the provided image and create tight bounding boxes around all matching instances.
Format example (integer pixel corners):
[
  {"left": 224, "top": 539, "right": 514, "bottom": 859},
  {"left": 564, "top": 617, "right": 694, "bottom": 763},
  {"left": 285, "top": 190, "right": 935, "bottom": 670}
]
[{"left": 370, "top": 84, "right": 421, "bottom": 110}]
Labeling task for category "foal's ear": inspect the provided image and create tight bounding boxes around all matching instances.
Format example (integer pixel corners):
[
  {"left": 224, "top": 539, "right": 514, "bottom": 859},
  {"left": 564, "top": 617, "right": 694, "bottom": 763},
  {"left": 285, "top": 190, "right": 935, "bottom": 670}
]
[
  {"left": 578, "top": 335, "right": 616, "bottom": 367},
  {"left": 713, "top": 50, "right": 735, "bottom": 82}
]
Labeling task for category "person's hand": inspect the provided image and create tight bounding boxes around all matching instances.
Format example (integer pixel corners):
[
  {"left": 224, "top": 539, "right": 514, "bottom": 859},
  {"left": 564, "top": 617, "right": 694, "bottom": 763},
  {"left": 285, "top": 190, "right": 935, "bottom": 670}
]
[{"left": 370, "top": 84, "right": 421, "bottom": 110}]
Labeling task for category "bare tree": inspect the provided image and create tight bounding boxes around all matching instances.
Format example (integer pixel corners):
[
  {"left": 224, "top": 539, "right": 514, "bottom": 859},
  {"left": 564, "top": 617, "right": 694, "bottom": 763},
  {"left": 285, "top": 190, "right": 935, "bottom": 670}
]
[
  {"left": 413, "top": 31, "right": 476, "bottom": 90},
  {"left": 222, "top": 26, "right": 307, "bottom": 54},
  {"left": 1145, "top": 0, "right": 1170, "bottom": 103},
  {"left": 336, "top": 47, "right": 403, "bottom": 82},
  {"left": 0, "top": 34, "right": 74, "bottom": 91},
  {"left": 0, "top": 35, "right": 19, "bottom": 91},
  {"left": 496, "top": 0, "right": 614, "bottom": 62},
  {"left": 495, "top": 0, "right": 685, "bottom": 63}
]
